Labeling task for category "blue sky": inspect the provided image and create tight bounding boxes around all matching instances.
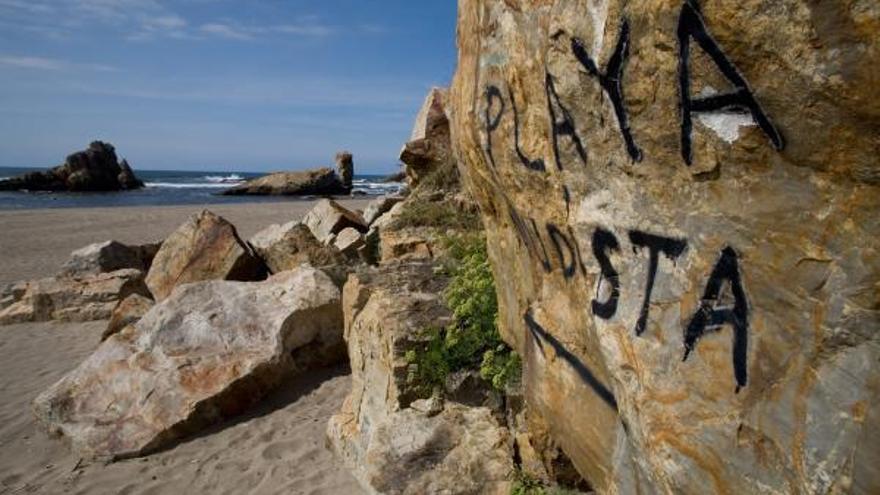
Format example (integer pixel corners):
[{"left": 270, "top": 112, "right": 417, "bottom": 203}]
[{"left": 0, "top": 0, "right": 458, "bottom": 174}]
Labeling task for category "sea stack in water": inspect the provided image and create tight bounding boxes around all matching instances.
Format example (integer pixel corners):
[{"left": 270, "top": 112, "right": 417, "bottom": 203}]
[
  {"left": 0, "top": 141, "right": 144, "bottom": 192},
  {"left": 222, "top": 151, "right": 354, "bottom": 196},
  {"left": 451, "top": 0, "right": 879, "bottom": 493},
  {"left": 335, "top": 151, "right": 354, "bottom": 191}
]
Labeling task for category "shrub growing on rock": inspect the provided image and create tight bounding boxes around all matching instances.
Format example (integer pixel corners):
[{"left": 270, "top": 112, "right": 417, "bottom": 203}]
[{"left": 405, "top": 234, "right": 520, "bottom": 396}]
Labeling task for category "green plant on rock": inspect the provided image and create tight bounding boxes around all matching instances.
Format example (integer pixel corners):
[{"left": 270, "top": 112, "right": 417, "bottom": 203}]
[
  {"left": 510, "top": 470, "right": 583, "bottom": 495},
  {"left": 391, "top": 197, "right": 481, "bottom": 231},
  {"left": 404, "top": 233, "right": 520, "bottom": 397}
]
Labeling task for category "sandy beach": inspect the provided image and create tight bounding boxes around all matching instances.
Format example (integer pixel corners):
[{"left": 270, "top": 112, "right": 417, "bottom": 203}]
[
  {"left": 0, "top": 201, "right": 371, "bottom": 495},
  {"left": 0, "top": 200, "right": 372, "bottom": 285}
]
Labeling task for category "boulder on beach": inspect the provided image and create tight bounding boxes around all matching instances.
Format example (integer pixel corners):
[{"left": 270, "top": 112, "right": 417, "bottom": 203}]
[
  {"left": 222, "top": 151, "right": 355, "bottom": 196},
  {"left": 0, "top": 269, "right": 150, "bottom": 325},
  {"left": 0, "top": 141, "right": 144, "bottom": 192},
  {"left": 61, "top": 240, "right": 161, "bottom": 277},
  {"left": 332, "top": 228, "right": 365, "bottom": 259},
  {"left": 33, "top": 267, "right": 345, "bottom": 461},
  {"left": 249, "top": 221, "right": 347, "bottom": 274},
  {"left": 302, "top": 199, "right": 368, "bottom": 244},
  {"left": 145, "top": 210, "right": 266, "bottom": 301},
  {"left": 362, "top": 195, "right": 404, "bottom": 226}
]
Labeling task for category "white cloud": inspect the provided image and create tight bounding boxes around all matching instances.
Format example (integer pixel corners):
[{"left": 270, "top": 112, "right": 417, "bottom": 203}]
[
  {"left": 200, "top": 23, "right": 253, "bottom": 41},
  {"left": 0, "top": 0, "right": 55, "bottom": 14},
  {"left": 197, "top": 21, "right": 336, "bottom": 41},
  {"left": 0, "top": 55, "right": 117, "bottom": 72},
  {"left": 272, "top": 23, "right": 334, "bottom": 37},
  {"left": 128, "top": 13, "right": 190, "bottom": 40},
  {"left": 2, "top": 1, "right": 349, "bottom": 43}
]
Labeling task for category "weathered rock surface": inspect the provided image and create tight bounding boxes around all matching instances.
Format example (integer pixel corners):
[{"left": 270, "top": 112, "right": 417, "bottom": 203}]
[
  {"left": 0, "top": 270, "right": 150, "bottom": 325},
  {"left": 333, "top": 228, "right": 365, "bottom": 259},
  {"left": 221, "top": 165, "right": 349, "bottom": 196},
  {"left": 145, "top": 210, "right": 265, "bottom": 301},
  {"left": 328, "top": 262, "right": 513, "bottom": 494},
  {"left": 0, "top": 141, "right": 144, "bottom": 192},
  {"left": 378, "top": 228, "right": 437, "bottom": 263},
  {"left": 451, "top": 1, "right": 879, "bottom": 493},
  {"left": 34, "top": 267, "right": 344, "bottom": 460},
  {"left": 249, "top": 221, "right": 347, "bottom": 274},
  {"left": 103, "top": 293, "right": 153, "bottom": 341},
  {"left": 61, "top": 240, "right": 161, "bottom": 277},
  {"left": 363, "top": 196, "right": 404, "bottom": 226},
  {"left": 0, "top": 281, "right": 27, "bottom": 312},
  {"left": 302, "top": 199, "right": 368, "bottom": 244},
  {"left": 400, "top": 88, "right": 454, "bottom": 187}
]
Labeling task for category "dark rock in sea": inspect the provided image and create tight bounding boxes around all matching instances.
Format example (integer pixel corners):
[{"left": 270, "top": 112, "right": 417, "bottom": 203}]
[
  {"left": 222, "top": 151, "right": 355, "bottom": 196},
  {"left": 335, "top": 151, "right": 354, "bottom": 191},
  {"left": 0, "top": 141, "right": 144, "bottom": 192}
]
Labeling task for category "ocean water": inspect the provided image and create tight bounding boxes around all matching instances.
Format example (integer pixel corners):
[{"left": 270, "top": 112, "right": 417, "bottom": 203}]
[{"left": 0, "top": 167, "right": 402, "bottom": 210}]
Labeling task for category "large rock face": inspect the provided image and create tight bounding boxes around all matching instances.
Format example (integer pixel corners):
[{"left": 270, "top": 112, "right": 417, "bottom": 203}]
[
  {"left": 221, "top": 168, "right": 349, "bottom": 196},
  {"left": 145, "top": 210, "right": 265, "bottom": 301},
  {"left": 0, "top": 141, "right": 144, "bottom": 192},
  {"left": 328, "top": 262, "right": 513, "bottom": 494},
  {"left": 302, "top": 199, "right": 368, "bottom": 243},
  {"left": 34, "top": 268, "right": 344, "bottom": 460},
  {"left": 451, "top": 1, "right": 879, "bottom": 494}
]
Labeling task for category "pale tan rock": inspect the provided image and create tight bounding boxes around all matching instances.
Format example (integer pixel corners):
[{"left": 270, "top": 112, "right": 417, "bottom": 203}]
[
  {"left": 363, "top": 196, "right": 404, "bottom": 226},
  {"left": 0, "top": 270, "right": 150, "bottom": 325},
  {"left": 145, "top": 210, "right": 265, "bottom": 301},
  {"left": 328, "top": 262, "right": 513, "bottom": 494},
  {"left": 302, "top": 199, "right": 367, "bottom": 243},
  {"left": 103, "top": 293, "right": 153, "bottom": 341},
  {"left": 33, "top": 267, "right": 344, "bottom": 461},
  {"left": 378, "top": 228, "right": 436, "bottom": 263},
  {"left": 451, "top": 1, "right": 880, "bottom": 492},
  {"left": 249, "top": 221, "right": 346, "bottom": 273},
  {"left": 369, "top": 201, "right": 406, "bottom": 232},
  {"left": 333, "top": 228, "right": 365, "bottom": 259}
]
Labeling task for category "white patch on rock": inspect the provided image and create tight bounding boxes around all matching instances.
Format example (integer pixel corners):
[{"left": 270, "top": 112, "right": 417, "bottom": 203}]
[
  {"left": 575, "top": 187, "right": 638, "bottom": 229},
  {"left": 695, "top": 86, "right": 757, "bottom": 143},
  {"left": 588, "top": 0, "right": 609, "bottom": 57}
]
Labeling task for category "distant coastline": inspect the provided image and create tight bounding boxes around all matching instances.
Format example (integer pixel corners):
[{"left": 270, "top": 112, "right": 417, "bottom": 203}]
[{"left": 0, "top": 167, "right": 402, "bottom": 210}]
